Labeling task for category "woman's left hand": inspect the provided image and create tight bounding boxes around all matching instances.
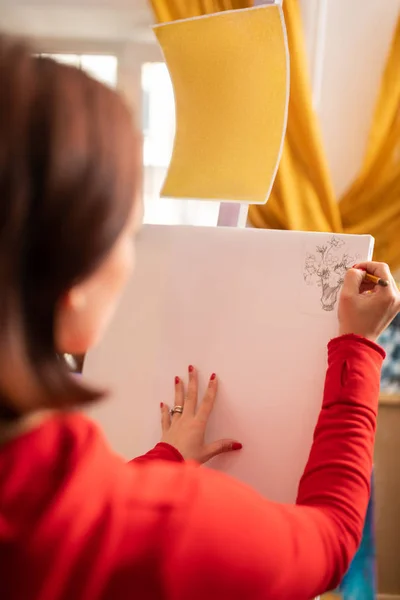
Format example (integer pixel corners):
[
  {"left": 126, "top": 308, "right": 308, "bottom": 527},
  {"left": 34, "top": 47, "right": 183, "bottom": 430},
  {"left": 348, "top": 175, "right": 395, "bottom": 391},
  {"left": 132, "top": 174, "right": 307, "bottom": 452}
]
[{"left": 160, "top": 366, "right": 242, "bottom": 464}]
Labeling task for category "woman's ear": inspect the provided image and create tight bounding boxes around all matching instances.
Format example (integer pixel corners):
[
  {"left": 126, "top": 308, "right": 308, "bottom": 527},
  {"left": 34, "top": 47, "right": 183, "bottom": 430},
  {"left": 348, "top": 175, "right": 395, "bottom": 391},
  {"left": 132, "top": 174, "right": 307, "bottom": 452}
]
[
  {"left": 63, "top": 287, "right": 87, "bottom": 312},
  {"left": 55, "top": 285, "right": 92, "bottom": 355}
]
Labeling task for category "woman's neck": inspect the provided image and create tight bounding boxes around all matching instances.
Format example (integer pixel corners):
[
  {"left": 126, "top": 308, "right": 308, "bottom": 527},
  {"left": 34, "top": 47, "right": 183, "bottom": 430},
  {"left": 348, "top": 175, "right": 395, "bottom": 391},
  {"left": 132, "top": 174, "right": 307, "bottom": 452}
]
[{"left": 0, "top": 410, "right": 55, "bottom": 445}]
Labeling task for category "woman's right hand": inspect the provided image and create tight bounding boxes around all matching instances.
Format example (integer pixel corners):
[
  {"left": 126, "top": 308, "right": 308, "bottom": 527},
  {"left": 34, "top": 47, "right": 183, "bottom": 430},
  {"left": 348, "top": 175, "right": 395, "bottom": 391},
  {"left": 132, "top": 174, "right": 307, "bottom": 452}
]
[{"left": 338, "top": 261, "right": 400, "bottom": 342}]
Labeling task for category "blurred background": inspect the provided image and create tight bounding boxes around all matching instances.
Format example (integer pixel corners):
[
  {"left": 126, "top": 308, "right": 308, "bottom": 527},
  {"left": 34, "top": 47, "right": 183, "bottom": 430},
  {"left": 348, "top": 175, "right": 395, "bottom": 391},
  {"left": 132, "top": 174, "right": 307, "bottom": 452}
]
[{"left": 0, "top": 0, "right": 398, "bottom": 596}]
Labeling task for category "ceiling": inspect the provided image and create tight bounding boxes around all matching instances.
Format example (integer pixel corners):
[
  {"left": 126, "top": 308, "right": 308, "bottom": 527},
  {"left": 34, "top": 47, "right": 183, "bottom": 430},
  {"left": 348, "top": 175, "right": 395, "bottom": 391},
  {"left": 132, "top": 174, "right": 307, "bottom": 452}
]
[{"left": 0, "top": 0, "right": 155, "bottom": 42}]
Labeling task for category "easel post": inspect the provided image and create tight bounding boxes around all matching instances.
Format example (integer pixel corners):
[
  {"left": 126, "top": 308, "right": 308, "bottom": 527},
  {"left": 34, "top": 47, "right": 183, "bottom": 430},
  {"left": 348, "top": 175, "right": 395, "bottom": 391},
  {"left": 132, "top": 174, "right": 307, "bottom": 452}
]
[{"left": 217, "top": 203, "right": 249, "bottom": 228}]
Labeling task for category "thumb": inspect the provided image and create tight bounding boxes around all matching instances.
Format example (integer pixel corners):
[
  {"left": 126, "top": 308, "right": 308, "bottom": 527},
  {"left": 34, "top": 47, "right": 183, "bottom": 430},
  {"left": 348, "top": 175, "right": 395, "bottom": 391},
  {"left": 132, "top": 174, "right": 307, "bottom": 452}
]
[
  {"left": 202, "top": 439, "right": 243, "bottom": 463},
  {"left": 342, "top": 267, "right": 365, "bottom": 296}
]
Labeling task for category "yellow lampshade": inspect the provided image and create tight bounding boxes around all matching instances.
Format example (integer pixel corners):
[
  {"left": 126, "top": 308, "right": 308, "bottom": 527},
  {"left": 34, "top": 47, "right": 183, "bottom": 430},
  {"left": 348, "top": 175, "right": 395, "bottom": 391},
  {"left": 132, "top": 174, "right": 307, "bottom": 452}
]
[{"left": 154, "top": 5, "right": 289, "bottom": 204}]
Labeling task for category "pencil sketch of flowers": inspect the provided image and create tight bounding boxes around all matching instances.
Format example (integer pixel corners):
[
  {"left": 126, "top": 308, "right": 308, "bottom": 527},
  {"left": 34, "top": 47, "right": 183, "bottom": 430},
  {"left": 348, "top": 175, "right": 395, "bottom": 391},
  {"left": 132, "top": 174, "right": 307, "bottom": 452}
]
[{"left": 304, "top": 237, "right": 360, "bottom": 311}]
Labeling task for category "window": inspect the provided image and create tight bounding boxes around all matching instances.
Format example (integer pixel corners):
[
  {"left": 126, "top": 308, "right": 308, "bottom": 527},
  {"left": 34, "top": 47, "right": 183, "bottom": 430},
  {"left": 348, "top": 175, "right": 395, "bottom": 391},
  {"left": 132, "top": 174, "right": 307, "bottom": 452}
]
[
  {"left": 41, "top": 55, "right": 219, "bottom": 226},
  {"left": 40, "top": 53, "right": 118, "bottom": 88},
  {"left": 142, "top": 63, "right": 175, "bottom": 168}
]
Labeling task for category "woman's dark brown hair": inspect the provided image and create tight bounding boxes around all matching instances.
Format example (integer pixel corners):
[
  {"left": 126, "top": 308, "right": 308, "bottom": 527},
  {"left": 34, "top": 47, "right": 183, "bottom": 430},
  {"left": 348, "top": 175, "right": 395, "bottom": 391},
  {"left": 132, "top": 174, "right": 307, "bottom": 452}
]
[{"left": 0, "top": 36, "right": 140, "bottom": 419}]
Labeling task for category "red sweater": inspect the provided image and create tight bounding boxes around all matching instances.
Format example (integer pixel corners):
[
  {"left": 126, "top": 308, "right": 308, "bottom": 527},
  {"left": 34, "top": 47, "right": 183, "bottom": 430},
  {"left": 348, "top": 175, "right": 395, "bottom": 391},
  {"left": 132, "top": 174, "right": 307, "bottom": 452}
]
[{"left": 0, "top": 336, "right": 384, "bottom": 600}]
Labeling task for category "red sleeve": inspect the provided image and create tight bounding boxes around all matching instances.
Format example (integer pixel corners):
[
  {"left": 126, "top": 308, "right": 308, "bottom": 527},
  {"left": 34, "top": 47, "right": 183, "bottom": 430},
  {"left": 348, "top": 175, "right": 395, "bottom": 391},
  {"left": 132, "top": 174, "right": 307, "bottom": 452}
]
[
  {"left": 130, "top": 442, "right": 184, "bottom": 464},
  {"left": 160, "top": 335, "right": 384, "bottom": 599}
]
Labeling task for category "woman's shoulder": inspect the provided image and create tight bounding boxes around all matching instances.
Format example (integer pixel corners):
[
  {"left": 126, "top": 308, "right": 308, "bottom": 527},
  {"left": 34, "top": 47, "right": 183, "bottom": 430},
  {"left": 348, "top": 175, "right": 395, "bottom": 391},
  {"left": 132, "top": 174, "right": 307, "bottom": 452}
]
[{"left": 0, "top": 410, "right": 205, "bottom": 515}]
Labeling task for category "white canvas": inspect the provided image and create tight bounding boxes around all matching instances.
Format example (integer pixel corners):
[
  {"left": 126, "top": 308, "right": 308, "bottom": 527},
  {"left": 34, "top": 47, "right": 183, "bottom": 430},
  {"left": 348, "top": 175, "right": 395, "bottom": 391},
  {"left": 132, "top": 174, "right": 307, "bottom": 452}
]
[{"left": 84, "top": 226, "right": 374, "bottom": 503}]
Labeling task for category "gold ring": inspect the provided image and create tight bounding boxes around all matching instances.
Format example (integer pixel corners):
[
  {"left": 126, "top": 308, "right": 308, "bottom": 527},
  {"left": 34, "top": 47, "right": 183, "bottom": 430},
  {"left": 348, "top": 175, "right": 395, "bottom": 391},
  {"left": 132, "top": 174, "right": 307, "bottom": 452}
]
[{"left": 170, "top": 405, "right": 184, "bottom": 416}]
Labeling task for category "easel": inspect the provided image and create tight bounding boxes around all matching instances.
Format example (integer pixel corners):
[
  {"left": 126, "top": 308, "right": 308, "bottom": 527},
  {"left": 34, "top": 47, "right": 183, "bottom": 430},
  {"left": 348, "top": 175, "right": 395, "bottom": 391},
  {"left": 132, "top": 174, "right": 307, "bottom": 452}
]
[{"left": 217, "top": 203, "right": 249, "bottom": 228}]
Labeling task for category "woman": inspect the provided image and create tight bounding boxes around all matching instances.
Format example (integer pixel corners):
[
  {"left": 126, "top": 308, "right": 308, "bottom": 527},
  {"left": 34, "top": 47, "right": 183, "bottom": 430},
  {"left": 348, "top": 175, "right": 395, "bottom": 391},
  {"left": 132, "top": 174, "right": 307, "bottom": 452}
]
[{"left": 0, "top": 37, "right": 399, "bottom": 600}]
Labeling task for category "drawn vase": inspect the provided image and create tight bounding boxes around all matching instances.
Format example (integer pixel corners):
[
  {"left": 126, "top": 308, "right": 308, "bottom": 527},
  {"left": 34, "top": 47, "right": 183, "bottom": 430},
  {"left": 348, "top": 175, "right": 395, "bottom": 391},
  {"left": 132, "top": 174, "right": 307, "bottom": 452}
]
[{"left": 321, "top": 283, "right": 340, "bottom": 311}]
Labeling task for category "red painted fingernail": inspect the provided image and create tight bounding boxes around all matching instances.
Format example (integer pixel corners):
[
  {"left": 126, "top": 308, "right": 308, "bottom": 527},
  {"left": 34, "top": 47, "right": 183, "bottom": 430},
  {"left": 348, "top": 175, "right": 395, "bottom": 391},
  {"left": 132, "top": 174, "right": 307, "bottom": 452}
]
[
  {"left": 188, "top": 365, "right": 194, "bottom": 373},
  {"left": 175, "top": 376, "right": 180, "bottom": 385},
  {"left": 210, "top": 373, "right": 216, "bottom": 381},
  {"left": 232, "top": 442, "right": 243, "bottom": 451},
  {"left": 160, "top": 402, "right": 164, "bottom": 408}
]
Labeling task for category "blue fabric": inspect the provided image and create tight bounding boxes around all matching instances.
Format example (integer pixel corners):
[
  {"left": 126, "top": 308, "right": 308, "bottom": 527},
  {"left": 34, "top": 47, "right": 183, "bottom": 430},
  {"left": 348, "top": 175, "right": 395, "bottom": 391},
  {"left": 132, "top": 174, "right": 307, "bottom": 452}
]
[{"left": 338, "top": 476, "right": 376, "bottom": 599}]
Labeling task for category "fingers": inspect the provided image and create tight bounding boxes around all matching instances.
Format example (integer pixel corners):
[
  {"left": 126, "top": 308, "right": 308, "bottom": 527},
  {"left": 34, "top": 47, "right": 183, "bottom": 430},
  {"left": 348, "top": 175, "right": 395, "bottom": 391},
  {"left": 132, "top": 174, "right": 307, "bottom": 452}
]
[
  {"left": 174, "top": 376, "right": 184, "bottom": 409},
  {"left": 341, "top": 267, "right": 365, "bottom": 296},
  {"left": 345, "top": 262, "right": 399, "bottom": 297},
  {"left": 197, "top": 373, "right": 217, "bottom": 423},
  {"left": 184, "top": 365, "right": 198, "bottom": 415},
  {"left": 202, "top": 439, "right": 243, "bottom": 463},
  {"left": 353, "top": 261, "right": 393, "bottom": 287},
  {"left": 160, "top": 402, "right": 171, "bottom": 433},
  {"left": 171, "top": 366, "right": 200, "bottom": 418},
  {"left": 353, "top": 262, "right": 400, "bottom": 306}
]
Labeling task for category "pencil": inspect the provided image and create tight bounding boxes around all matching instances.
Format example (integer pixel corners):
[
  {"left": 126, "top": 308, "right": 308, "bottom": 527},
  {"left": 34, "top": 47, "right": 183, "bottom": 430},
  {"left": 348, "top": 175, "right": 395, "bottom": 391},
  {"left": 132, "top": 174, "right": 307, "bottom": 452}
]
[{"left": 364, "top": 272, "right": 389, "bottom": 287}]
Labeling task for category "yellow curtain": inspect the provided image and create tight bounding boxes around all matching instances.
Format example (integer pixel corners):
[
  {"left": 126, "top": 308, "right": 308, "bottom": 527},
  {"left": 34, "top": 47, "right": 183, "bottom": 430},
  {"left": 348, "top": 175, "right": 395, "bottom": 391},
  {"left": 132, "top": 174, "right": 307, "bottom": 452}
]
[
  {"left": 149, "top": 0, "right": 252, "bottom": 22},
  {"left": 249, "top": 0, "right": 400, "bottom": 269},
  {"left": 249, "top": 0, "right": 341, "bottom": 233}
]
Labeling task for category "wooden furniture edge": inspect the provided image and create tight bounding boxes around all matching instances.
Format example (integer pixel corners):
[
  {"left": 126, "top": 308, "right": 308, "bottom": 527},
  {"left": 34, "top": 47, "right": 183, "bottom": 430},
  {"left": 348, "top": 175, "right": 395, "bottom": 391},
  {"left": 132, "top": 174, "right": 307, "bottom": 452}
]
[{"left": 379, "top": 393, "right": 400, "bottom": 406}]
